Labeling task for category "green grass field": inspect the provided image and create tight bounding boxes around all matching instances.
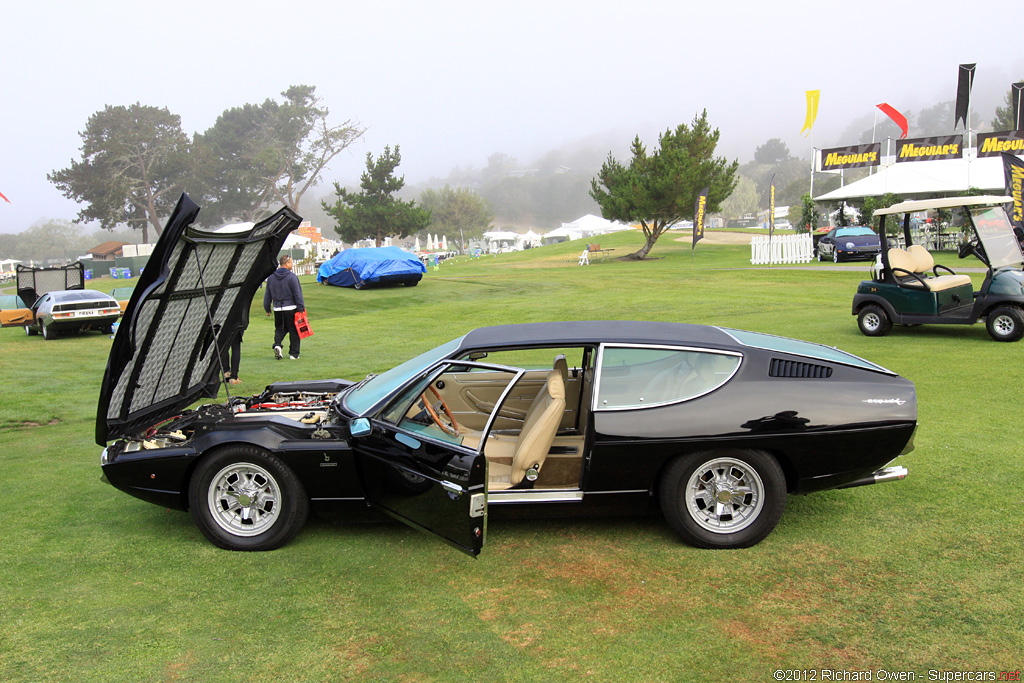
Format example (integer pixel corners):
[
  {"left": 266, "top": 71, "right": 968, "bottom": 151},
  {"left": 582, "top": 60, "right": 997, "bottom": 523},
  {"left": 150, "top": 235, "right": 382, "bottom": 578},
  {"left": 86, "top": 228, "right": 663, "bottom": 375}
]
[{"left": 1, "top": 231, "right": 1021, "bottom": 682}]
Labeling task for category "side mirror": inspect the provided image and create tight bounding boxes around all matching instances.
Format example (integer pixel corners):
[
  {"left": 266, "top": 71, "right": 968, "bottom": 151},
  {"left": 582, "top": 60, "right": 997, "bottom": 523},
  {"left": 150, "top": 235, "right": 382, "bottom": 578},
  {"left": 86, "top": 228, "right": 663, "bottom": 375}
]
[{"left": 349, "top": 418, "right": 372, "bottom": 438}]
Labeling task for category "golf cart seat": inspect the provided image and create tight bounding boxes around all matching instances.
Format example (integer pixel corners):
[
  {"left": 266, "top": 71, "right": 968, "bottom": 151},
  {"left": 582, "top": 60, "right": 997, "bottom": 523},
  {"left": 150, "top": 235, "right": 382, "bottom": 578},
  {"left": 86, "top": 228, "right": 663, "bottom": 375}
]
[{"left": 888, "top": 247, "right": 972, "bottom": 292}]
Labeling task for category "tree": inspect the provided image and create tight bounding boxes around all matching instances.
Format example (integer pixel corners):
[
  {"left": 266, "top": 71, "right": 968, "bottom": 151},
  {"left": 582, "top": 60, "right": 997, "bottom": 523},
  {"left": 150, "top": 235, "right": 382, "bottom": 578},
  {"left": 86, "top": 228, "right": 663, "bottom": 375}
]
[
  {"left": 590, "top": 111, "right": 738, "bottom": 260},
  {"left": 719, "top": 176, "right": 759, "bottom": 217},
  {"left": 992, "top": 81, "right": 1023, "bottom": 131},
  {"left": 48, "top": 103, "right": 191, "bottom": 242},
  {"left": 754, "top": 138, "right": 791, "bottom": 165},
  {"left": 799, "top": 194, "right": 819, "bottom": 232},
  {"left": 194, "top": 85, "right": 364, "bottom": 224},
  {"left": 323, "top": 146, "right": 431, "bottom": 247},
  {"left": 418, "top": 185, "right": 494, "bottom": 250}
]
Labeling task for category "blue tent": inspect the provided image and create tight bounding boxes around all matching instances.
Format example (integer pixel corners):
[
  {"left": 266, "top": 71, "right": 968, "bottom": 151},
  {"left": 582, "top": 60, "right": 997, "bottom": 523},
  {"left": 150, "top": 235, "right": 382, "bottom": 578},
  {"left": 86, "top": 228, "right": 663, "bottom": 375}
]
[{"left": 317, "top": 247, "right": 426, "bottom": 289}]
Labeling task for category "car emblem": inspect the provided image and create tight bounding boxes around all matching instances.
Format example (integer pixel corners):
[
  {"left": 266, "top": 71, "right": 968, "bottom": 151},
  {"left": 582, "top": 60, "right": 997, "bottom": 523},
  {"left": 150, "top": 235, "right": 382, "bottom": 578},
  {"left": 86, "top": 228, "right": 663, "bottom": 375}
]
[{"left": 862, "top": 398, "right": 906, "bottom": 405}]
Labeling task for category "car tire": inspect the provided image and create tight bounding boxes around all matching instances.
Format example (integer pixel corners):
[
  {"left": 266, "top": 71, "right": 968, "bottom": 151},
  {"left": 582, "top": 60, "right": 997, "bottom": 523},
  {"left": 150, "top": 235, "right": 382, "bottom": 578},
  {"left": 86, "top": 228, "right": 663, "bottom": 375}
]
[
  {"left": 659, "top": 449, "right": 786, "bottom": 549},
  {"left": 24, "top": 324, "right": 37, "bottom": 336},
  {"left": 404, "top": 280, "right": 419, "bottom": 287},
  {"left": 817, "top": 246, "right": 825, "bottom": 262},
  {"left": 986, "top": 305, "right": 1024, "bottom": 342},
  {"left": 188, "top": 446, "right": 309, "bottom": 551},
  {"left": 41, "top": 322, "right": 56, "bottom": 340},
  {"left": 833, "top": 249, "right": 840, "bottom": 263},
  {"left": 858, "top": 304, "right": 892, "bottom": 337}
]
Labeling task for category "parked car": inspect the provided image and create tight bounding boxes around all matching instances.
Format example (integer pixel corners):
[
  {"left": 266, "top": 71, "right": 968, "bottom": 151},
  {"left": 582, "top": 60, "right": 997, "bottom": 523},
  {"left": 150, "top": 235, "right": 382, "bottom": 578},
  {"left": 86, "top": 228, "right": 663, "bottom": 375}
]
[
  {"left": 97, "top": 194, "right": 918, "bottom": 555},
  {"left": 26, "top": 289, "right": 120, "bottom": 339},
  {"left": 1, "top": 262, "right": 85, "bottom": 330},
  {"left": 110, "top": 286, "right": 135, "bottom": 314},
  {"left": 853, "top": 195, "right": 1024, "bottom": 341},
  {"left": 817, "top": 226, "right": 881, "bottom": 262}
]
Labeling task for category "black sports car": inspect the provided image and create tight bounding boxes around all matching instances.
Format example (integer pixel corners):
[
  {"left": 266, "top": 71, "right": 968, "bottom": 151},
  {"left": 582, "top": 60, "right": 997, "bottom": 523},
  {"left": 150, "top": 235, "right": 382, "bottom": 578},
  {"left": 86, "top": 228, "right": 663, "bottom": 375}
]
[
  {"left": 97, "top": 195, "right": 918, "bottom": 555},
  {"left": 817, "top": 226, "right": 881, "bottom": 262}
]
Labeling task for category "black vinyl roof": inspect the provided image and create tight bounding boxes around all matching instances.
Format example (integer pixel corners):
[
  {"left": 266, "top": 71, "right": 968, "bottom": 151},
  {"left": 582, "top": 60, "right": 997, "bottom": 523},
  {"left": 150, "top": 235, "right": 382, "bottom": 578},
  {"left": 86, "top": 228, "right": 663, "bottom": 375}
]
[{"left": 460, "top": 321, "right": 734, "bottom": 350}]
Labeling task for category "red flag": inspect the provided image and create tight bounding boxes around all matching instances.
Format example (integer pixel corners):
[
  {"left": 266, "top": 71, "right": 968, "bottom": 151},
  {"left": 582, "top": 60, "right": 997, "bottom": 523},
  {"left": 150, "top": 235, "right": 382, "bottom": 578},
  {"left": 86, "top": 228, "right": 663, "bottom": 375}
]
[
  {"left": 877, "top": 103, "right": 909, "bottom": 139},
  {"left": 0, "top": 191, "right": 10, "bottom": 203}
]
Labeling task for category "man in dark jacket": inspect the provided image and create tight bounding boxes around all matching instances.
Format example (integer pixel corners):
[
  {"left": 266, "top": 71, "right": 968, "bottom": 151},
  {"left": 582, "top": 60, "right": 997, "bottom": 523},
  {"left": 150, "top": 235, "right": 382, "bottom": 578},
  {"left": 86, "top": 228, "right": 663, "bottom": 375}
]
[{"left": 263, "top": 254, "right": 305, "bottom": 360}]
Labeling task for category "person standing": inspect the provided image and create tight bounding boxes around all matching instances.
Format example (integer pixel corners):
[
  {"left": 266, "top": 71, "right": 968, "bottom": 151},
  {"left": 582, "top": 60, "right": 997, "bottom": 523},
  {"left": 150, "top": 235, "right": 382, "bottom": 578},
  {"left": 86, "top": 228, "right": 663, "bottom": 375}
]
[{"left": 263, "top": 254, "right": 305, "bottom": 360}]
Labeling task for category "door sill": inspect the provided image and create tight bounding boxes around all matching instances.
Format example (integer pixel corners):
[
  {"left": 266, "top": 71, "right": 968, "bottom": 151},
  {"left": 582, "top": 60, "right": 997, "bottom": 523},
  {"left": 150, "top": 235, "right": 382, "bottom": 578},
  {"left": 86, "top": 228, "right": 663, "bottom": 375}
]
[{"left": 488, "top": 489, "right": 583, "bottom": 504}]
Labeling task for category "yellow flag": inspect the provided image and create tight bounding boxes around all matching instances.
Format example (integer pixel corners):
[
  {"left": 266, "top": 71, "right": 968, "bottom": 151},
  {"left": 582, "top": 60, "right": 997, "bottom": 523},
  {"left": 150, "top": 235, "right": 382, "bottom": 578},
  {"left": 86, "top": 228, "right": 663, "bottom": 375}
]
[{"left": 801, "top": 90, "right": 820, "bottom": 137}]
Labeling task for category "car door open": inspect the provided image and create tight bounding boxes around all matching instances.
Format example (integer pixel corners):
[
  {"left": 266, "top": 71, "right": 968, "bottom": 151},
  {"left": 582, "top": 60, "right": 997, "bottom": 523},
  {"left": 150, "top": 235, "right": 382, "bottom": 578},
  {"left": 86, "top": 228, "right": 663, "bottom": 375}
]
[{"left": 351, "top": 361, "right": 523, "bottom": 556}]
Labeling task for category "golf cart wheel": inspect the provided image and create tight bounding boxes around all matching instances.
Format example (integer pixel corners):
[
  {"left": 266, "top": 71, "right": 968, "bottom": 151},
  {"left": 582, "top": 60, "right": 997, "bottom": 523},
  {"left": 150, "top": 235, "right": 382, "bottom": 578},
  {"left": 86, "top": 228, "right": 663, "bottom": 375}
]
[
  {"left": 986, "top": 305, "right": 1024, "bottom": 342},
  {"left": 858, "top": 304, "right": 892, "bottom": 337}
]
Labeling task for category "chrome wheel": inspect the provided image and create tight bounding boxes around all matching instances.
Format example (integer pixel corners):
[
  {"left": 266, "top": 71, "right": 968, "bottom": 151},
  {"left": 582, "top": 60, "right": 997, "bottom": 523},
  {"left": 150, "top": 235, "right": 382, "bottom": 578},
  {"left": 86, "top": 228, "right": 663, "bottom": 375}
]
[
  {"left": 861, "top": 311, "right": 882, "bottom": 333},
  {"left": 684, "top": 457, "right": 765, "bottom": 534},
  {"left": 992, "top": 314, "right": 1015, "bottom": 336},
  {"left": 207, "top": 461, "right": 282, "bottom": 537}
]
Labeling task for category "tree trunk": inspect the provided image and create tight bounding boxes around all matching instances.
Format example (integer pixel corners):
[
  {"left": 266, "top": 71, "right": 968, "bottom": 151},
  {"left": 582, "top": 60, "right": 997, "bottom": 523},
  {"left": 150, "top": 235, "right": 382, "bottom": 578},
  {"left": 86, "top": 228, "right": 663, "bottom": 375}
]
[{"left": 623, "top": 220, "right": 664, "bottom": 260}]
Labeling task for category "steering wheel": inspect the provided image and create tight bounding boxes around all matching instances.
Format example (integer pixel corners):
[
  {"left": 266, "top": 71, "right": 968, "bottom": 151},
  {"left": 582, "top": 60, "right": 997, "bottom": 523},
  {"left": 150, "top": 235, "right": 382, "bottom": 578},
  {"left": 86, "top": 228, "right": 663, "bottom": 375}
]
[
  {"left": 959, "top": 235, "right": 980, "bottom": 259},
  {"left": 420, "top": 384, "right": 460, "bottom": 436}
]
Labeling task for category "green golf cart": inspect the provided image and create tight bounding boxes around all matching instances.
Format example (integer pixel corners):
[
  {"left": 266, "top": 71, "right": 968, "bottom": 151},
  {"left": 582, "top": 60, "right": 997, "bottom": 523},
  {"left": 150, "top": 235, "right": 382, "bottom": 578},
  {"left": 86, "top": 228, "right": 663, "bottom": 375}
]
[{"left": 852, "top": 195, "right": 1024, "bottom": 342}]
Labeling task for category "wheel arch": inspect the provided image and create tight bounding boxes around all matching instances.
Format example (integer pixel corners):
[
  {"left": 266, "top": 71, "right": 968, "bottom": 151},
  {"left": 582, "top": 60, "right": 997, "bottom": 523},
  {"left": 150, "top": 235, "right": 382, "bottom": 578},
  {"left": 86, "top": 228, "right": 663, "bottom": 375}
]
[{"left": 650, "top": 445, "right": 797, "bottom": 501}]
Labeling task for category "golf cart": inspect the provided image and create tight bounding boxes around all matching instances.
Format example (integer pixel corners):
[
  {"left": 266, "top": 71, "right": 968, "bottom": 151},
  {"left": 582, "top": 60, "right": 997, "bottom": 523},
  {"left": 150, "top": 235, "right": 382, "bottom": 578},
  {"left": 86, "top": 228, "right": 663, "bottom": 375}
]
[{"left": 852, "top": 195, "right": 1024, "bottom": 342}]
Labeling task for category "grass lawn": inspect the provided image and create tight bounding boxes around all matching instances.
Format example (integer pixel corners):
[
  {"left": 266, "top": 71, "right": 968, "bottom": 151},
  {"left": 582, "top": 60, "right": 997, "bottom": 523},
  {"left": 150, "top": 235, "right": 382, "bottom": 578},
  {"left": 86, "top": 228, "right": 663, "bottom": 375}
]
[{"left": 1, "top": 231, "right": 1021, "bottom": 681}]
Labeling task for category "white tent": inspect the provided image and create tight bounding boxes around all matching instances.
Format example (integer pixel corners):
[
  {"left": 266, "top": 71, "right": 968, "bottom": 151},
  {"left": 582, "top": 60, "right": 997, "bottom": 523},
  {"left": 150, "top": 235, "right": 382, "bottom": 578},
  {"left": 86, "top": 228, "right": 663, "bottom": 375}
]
[
  {"left": 483, "top": 230, "right": 520, "bottom": 252},
  {"left": 542, "top": 227, "right": 583, "bottom": 244},
  {"left": 815, "top": 154, "right": 1007, "bottom": 202},
  {"left": 559, "top": 213, "right": 633, "bottom": 236},
  {"left": 521, "top": 229, "right": 542, "bottom": 248}
]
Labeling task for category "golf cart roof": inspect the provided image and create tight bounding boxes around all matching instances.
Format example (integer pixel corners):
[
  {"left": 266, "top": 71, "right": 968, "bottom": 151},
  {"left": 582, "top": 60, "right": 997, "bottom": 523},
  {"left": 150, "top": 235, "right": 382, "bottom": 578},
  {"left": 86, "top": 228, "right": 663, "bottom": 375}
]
[{"left": 875, "top": 195, "right": 1013, "bottom": 216}]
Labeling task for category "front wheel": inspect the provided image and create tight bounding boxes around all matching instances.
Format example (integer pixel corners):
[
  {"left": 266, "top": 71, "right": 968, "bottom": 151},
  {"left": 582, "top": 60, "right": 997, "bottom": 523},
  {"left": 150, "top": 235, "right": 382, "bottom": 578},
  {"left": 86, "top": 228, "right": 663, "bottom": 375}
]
[
  {"left": 986, "top": 305, "right": 1024, "bottom": 342},
  {"left": 858, "top": 304, "right": 892, "bottom": 337},
  {"left": 188, "top": 446, "right": 309, "bottom": 551},
  {"left": 817, "top": 246, "right": 825, "bottom": 262},
  {"left": 833, "top": 249, "right": 840, "bottom": 263},
  {"left": 24, "top": 324, "right": 37, "bottom": 336},
  {"left": 659, "top": 450, "right": 786, "bottom": 549}
]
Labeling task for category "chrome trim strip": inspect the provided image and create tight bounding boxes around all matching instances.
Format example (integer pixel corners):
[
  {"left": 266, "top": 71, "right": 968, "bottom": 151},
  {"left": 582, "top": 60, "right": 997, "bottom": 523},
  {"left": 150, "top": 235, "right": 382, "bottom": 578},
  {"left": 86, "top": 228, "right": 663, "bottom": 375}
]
[
  {"left": 488, "top": 490, "right": 584, "bottom": 504},
  {"left": 478, "top": 368, "right": 527, "bottom": 453},
  {"left": 310, "top": 497, "right": 366, "bottom": 501}
]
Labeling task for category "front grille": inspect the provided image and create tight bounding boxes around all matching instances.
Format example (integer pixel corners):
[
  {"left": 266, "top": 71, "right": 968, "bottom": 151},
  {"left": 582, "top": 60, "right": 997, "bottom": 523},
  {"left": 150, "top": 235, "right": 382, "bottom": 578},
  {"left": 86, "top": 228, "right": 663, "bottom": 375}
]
[{"left": 769, "top": 358, "right": 832, "bottom": 379}]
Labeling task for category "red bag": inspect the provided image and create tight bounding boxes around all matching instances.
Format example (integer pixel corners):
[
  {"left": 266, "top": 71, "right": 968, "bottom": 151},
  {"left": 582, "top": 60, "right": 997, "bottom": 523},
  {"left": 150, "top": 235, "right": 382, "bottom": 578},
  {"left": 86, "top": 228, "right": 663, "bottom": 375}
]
[{"left": 294, "top": 310, "right": 313, "bottom": 339}]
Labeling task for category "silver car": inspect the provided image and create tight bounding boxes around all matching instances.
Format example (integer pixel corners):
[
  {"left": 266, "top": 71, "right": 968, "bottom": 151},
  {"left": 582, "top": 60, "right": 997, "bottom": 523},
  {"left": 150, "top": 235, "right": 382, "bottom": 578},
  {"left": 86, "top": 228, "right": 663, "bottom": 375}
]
[{"left": 27, "top": 289, "right": 120, "bottom": 339}]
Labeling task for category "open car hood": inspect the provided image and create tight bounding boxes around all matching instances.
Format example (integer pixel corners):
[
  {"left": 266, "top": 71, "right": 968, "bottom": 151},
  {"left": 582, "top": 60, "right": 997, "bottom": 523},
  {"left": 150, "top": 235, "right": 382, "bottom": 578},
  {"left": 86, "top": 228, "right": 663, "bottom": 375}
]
[{"left": 96, "top": 194, "right": 301, "bottom": 445}]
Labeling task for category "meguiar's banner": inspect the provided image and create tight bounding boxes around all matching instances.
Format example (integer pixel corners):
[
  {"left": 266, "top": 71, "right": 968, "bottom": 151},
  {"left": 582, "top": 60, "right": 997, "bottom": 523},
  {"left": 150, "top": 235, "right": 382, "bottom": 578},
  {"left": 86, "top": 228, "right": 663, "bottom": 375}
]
[
  {"left": 977, "top": 131, "right": 1024, "bottom": 158},
  {"left": 1003, "top": 152, "right": 1024, "bottom": 232},
  {"left": 819, "top": 143, "right": 881, "bottom": 171},
  {"left": 895, "top": 135, "right": 963, "bottom": 163}
]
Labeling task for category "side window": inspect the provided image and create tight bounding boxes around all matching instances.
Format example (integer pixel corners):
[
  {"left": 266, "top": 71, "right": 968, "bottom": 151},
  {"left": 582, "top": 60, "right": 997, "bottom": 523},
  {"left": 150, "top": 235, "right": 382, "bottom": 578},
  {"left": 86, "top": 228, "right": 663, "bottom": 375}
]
[{"left": 596, "top": 346, "right": 740, "bottom": 410}]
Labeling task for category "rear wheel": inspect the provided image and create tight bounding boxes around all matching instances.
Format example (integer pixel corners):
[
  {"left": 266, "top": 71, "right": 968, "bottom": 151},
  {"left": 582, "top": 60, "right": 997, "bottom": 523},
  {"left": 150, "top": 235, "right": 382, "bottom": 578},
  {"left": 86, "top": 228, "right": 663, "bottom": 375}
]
[
  {"left": 659, "top": 450, "right": 786, "bottom": 549},
  {"left": 188, "top": 446, "right": 309, "bottom": 551},
  {"left": 41, "top": 322, "right": 57, "bottom": 340},
  {"left": 858, "top": 304, "right": 892, "bottom": 337},
  {"left": 986, "top": 305, "right": 1024, "bottom": 342}
]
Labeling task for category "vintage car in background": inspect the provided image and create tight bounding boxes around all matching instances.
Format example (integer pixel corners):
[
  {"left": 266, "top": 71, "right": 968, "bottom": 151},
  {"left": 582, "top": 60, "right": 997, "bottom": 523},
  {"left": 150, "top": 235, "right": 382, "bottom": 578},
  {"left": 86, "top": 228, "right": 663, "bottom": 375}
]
[
  {"left": 816, "top": 226, "right": 881, "bottom": 262},
  {"left": 97, "top": 194, "right": 918, "bottom": 555},
  {"left": 1, "top": 262, "right": 120, "bottom": 336},
  {"left": 317, "top": 246, "right": 426, "bottom": 289},
  {"left": 110, "top": 286, "right": 135, "bottom": 314},
  {"left": 0, "top": 293, "right": 30, "bottom": 327},
  {"left": 26, "top": 289, "right": 121, "bottom": 339},
  {"left": 853, "top": 195, "right": 1024, "bottom": 341}
]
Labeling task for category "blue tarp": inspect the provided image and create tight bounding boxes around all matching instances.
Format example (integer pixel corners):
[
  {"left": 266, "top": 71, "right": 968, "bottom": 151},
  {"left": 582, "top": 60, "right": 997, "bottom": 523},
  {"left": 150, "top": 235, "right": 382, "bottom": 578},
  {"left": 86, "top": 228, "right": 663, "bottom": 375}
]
[{"left": 317, "top": 247, "right": 426, "bottom": 288}]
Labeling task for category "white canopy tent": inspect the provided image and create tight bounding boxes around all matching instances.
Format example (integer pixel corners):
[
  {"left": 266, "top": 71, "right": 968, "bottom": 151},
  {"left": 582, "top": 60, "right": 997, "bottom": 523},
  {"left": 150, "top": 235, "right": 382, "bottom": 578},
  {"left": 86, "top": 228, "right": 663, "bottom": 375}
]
[
  {"left": 815, "top": 154, "right": 1007, "bottom": 203},
  {"left": 558, "top": 213, "right": 633, "bottom": 236}
]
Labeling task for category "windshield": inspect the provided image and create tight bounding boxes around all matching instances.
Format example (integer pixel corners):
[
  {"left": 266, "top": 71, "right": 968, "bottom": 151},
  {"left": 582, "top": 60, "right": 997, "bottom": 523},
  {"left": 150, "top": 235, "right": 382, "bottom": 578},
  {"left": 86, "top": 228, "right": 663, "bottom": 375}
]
[
  {"left": 971, "top": 206, "right": 1023, "bottom": 270},
  {"left": 343, "top": 336, "right": 464, "bottom": 415},
  {"left": 836, "top": 227, "right": 875, "bottom": 237}
]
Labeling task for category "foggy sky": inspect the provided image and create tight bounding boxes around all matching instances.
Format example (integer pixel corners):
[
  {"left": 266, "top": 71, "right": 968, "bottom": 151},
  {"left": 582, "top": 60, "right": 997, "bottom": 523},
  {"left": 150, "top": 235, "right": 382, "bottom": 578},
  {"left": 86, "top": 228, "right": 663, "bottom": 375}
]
[{"left": 2, "top": 0, "right": 1022, "bottom": 234}]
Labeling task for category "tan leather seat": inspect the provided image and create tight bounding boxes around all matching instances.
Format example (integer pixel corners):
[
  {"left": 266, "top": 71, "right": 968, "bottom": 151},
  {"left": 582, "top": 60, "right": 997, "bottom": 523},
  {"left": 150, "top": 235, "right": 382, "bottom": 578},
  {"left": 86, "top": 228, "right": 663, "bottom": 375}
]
[
  {"left": 889, "top": 246, "right": 971, "bottom": 292},
  {"left": 906, "top": 245, "right": 972, "bottom": 291},
  {"left": 487, "top": 370, "right": 566, "bottom": 490}
]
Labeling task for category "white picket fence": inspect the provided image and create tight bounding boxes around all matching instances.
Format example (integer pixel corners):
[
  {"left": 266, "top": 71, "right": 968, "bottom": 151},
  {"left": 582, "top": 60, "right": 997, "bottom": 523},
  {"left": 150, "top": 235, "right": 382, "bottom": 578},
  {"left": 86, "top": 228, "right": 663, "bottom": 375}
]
[{"left": 750, "top": 233, "right": 814, "bottom": 265}]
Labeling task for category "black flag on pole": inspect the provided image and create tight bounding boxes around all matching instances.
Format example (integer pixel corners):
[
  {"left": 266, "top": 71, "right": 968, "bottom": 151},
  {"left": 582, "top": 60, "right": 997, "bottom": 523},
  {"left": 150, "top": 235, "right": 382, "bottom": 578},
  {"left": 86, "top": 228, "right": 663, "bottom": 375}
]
[
  {"left": 954, "top": 63, "right": 976, "bottom": 130},
  {"left": 692, "top": 187, "right": 708, "bottom": 249},
  {"left": 1003, "top": 153, "right": 1024, "bottom": 234},
  {"left": 1012, "top": 82, "right": 1024, "bottom": 131}
]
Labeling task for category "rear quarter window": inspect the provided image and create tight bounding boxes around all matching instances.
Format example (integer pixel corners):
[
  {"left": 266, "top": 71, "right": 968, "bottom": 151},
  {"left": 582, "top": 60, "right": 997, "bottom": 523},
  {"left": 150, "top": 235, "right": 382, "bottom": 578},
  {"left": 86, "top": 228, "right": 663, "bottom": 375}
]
[{"left": 595, "top": 346, "right": 741, "bottom": 410}]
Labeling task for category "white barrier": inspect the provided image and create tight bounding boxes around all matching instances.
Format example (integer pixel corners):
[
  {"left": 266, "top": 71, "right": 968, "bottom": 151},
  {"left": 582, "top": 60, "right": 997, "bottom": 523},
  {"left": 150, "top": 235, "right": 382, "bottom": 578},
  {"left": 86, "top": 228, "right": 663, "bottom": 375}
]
[{"left": 750, "top": 233, "right": 814, "bottom": 265}]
